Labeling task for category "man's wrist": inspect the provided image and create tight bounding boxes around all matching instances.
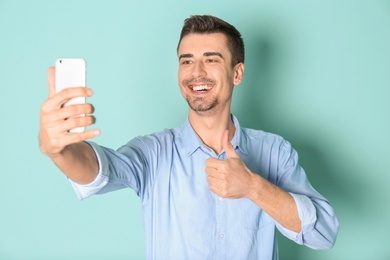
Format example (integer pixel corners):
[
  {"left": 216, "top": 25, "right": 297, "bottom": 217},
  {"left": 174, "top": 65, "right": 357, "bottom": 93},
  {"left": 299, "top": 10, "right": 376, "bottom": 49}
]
[{"left": 246, "top": 173, "right": 264, "bottom": 201}]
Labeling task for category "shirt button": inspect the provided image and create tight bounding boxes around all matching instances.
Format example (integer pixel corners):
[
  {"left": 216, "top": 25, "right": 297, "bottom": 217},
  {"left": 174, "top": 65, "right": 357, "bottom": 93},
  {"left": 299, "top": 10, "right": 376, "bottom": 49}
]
[
  {"left": 219, "top": 197, "right": 223, "bottom": 201},
  {"left": 220, "top": 233, "right": 224, "bottom": 239}
]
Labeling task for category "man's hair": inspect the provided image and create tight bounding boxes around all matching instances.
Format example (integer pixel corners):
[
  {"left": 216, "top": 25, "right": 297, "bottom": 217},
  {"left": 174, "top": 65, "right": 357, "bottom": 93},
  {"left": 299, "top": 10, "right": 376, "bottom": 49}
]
[{"left": 177, "top": 15, "right": 245, "bottom": 67}]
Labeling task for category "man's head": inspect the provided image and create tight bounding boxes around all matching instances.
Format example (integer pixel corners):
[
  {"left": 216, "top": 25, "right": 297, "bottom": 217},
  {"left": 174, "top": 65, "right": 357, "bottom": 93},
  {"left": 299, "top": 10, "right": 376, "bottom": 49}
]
[
  {"left": 177, "top": 15, "right": 245, "bottom": 68},
  {"left": 177, "top": 16, "right": 245, "bottom": 116}
]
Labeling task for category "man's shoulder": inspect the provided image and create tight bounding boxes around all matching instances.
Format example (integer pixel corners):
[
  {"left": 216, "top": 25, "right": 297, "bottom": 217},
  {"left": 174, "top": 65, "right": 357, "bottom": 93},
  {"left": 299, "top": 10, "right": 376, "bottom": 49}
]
[
  {"left": 241, "top": 126, "right": 285, "bottom": 144},
  {"left": 124, "top": 125, "right": 182, "bottom": 149},
  {"left": 240, "top": 126, "right": 297, "bottom": 160},
  {"left": 130, "top": 128, "right": 175, "bottom": 143},
  {"left": 232, "top": 115, "right": 284, "bottom": 145}
]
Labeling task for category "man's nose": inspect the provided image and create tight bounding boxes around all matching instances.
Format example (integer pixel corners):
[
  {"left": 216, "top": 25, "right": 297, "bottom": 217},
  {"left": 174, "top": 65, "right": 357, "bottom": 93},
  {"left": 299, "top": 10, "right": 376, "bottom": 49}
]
[{"left": 191, "top": 61, "right": 207, "bottom": 78}]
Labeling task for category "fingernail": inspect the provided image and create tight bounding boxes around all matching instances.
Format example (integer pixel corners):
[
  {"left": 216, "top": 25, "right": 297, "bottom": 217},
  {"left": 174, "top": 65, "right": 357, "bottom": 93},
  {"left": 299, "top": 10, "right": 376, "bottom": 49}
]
[{"left": 87, "top": 89, "right": 94, "bottom": 96}]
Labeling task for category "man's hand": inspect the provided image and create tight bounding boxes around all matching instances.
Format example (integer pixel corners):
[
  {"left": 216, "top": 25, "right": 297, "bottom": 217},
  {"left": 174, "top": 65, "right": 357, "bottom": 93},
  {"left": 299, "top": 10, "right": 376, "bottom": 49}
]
[
  {"left": 205, "top": 130, "right": 302, "bottom": 232},
  {"left": 205, "top": 130, "right": 255, "bottom": 199},
  {"left": 39, "top": 67, "right": 100, "bottom": 158}
]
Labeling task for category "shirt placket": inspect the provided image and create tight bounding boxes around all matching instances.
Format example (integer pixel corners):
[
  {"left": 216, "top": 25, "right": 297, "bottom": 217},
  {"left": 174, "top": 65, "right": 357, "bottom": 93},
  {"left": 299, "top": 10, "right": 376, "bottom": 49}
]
[
  {"left": 216, "top": 195, "right": 227, "bottom": 259},
  {"left": 216, "top": 153, "right": 227, "bottom": 260}
]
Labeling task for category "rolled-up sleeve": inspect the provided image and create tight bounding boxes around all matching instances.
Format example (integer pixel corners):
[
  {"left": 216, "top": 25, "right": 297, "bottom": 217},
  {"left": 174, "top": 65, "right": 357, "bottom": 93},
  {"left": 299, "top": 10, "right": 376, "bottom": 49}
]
[
  {"left": 275, "top": 139, "right": 339, "bottom": 249},
  {"left": 275, "top": 193, "right": 317, "bottom": 245},
  {"left": 69, "top": 142, "right": 109, "bottom": 200}
]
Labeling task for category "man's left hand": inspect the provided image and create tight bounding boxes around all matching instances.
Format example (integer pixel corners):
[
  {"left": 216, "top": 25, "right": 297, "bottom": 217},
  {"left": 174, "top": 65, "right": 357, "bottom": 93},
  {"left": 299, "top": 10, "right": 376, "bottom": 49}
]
[{"left": 205, "top": 130, "right": 255, "bottom": 199}]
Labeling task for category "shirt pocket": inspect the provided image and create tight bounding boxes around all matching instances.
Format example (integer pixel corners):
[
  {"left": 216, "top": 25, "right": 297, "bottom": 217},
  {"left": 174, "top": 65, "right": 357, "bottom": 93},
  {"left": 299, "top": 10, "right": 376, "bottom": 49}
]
[{"left": 234, "top": 198, "right": 274, "bottom": 231}]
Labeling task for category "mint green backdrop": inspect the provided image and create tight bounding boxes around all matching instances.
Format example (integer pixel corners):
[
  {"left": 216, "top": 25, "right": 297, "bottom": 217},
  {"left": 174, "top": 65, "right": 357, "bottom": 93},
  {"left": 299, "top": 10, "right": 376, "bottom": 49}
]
[{"left": 1, "top": 1, "right": 389, "bottom": 259}]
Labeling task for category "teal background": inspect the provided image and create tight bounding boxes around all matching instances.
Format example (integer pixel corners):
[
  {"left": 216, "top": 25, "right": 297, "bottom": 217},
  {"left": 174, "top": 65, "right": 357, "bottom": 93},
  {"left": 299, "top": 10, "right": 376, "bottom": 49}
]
[{"left": 1, "top": 0, "right": 389, "bottom": 259}]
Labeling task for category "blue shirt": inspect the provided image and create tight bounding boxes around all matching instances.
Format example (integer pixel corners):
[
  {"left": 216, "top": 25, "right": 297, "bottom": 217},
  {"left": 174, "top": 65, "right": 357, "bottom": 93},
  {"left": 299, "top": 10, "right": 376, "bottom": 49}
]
[{"left": 70, "top": 115, "right": 339, "bottom": 260}]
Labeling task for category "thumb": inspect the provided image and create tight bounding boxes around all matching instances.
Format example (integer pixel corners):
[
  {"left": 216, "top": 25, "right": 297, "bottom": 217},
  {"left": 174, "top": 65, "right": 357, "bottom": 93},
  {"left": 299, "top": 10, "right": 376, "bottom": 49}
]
[
  {"left": 47, "top": 66, "right": 56, "bottom": 97},
  {"left": 222, "top": 130, "right": 239, "bottom": 159}
]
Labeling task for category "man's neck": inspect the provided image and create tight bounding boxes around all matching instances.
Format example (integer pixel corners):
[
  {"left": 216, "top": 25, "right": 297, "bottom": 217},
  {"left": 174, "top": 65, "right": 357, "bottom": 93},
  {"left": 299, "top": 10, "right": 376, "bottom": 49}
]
[{"left": 188, "top": 109, "right": 236, "bottom": 154}]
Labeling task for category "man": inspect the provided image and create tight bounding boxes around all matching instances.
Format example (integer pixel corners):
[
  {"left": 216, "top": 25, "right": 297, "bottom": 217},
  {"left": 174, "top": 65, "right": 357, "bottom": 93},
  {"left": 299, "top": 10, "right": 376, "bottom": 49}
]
[{"left": 39, "top": 15, "right": 339, "bottom": 259}]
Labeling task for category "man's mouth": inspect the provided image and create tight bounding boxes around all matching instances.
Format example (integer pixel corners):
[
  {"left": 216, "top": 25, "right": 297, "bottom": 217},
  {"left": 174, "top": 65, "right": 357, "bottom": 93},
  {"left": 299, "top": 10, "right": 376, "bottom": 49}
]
[{"left": 191, "top": 85, "right": 213, "bottom": 92}]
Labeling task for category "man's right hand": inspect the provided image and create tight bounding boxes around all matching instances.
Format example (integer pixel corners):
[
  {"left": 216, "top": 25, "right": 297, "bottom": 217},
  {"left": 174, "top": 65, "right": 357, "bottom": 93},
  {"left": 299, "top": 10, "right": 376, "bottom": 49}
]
[
  {"left": 39, "top": 67, "right": 100, "bottom": 158},
  {"left": 39, "top": 67, "right": 100, "bottom": 184}
]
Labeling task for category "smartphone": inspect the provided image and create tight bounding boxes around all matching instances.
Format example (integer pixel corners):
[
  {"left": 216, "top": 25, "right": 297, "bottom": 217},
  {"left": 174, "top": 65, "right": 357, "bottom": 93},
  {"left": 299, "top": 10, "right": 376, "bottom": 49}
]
[{"left": 55, "top": 58, "right": 86, "bottom": 133}]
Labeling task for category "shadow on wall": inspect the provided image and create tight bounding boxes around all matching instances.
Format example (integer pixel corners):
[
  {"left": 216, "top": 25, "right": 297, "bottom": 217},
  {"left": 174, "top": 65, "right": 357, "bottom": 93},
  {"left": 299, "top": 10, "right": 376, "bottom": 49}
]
[{"left": 234, "top": 30, "right": 366, "bottom": 259}]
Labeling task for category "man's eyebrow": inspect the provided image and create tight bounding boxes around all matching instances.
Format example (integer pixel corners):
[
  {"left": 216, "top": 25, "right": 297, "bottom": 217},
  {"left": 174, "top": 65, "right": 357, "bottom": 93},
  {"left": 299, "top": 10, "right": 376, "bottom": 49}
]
[
  {"left": 179, "top": 53, "right": 193, "bottom": 60},
  {"left": 204, "top": 52, "right": 224, "bottom": 59},
  {"left": 179, "top": 52, "right": 224, "bottom": 60}
]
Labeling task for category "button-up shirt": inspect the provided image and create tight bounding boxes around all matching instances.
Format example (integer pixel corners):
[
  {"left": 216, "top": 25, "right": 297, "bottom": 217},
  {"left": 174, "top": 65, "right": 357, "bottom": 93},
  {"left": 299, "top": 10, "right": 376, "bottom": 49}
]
[{"left": 70, "top": 115, "right": 339, "bottom": 259}]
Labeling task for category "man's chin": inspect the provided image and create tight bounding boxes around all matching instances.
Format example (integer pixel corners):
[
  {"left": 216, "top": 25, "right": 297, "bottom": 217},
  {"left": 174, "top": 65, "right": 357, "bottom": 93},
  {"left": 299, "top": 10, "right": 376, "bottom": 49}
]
[{"left": 187, "top": 99, "right": 218, "bottom": 113}]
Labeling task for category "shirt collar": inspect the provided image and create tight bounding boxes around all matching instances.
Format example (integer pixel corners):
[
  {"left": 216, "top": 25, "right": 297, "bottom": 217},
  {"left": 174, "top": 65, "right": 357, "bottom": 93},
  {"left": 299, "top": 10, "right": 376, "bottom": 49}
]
[{"left": 180, "top": 114, "right": 249, "bottom": 157}]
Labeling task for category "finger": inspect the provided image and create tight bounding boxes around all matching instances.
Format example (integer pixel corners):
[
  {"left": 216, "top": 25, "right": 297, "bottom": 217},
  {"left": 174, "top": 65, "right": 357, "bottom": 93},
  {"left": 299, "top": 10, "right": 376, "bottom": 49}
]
[
  {"left": 205, "top": 157, "right": 221, "bottom": 168},
  {"left": 207, "top": 175, "right": 223, "bottom": 189},
  {"left": 41, "top": 106, "right": 96, "bottom": 141},
  {"left": 50, "top": 128, "right": 100, "bottom": 149},
  {"left": 209, "top": 185, "right": 225, "bottom": 198},
  {"left": 43, "top": 87, "right": 93, "bottom": 111},
  {"left": 43, "top": 115, "right": 95, "bottom": 140},
  {"left": 222, "top": 130, "right": 239, "bottom": 159},
  {"left": 68, "top": 129, "right": 101, "bottom": 142},
  {"left": 205, "top": 166, "right": 220, "bottom": 177},
  {"left": 57, "top": 103, "right": 95, "bottom": 121},
  {"left": 57, "top": 115, "right": 97, "bottom": 133},
  {"left": 42, "top": 103, "right": 95, "bottom": 127},
  {"left": 48, "top": 67, "right": 56, "bottom": 97}
]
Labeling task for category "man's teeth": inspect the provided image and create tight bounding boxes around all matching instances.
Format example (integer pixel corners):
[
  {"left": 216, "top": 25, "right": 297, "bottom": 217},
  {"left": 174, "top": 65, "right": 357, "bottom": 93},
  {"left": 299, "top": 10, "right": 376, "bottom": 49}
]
[{"left": 193, "top": 85, "right": 212, "bottom": 92}]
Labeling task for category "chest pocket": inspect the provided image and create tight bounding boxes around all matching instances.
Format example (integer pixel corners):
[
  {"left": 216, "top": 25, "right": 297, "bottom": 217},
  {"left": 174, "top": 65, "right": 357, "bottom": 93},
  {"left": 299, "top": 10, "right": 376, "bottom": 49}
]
[{"left": 230, "top": 198, "right": 274, "bottom": 231}]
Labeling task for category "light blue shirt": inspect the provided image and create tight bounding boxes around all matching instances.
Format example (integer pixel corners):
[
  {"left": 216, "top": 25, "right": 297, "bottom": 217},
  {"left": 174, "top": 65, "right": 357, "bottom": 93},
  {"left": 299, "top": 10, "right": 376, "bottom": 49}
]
[{"left": 71, "top": 115, "right": 339, "bottom": 260}]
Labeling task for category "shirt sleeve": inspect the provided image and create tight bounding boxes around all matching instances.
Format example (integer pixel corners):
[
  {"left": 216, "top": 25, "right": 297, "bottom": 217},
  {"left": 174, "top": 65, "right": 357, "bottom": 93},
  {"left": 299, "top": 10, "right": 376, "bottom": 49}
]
[
  {"left": 69, "top": 140, "right": 147, "bottom": 200},
  {"left": 68, "top": 135, "right": 162, "bottom": 201},
  {"left": 275, "top": 193, "right": 317, "bottom": 245},
  {"left": 275, "top": 139, "right": 339, "bottom": 249},
  {"left": 68, "top": 142, "right": 110, "bottom": 200}
]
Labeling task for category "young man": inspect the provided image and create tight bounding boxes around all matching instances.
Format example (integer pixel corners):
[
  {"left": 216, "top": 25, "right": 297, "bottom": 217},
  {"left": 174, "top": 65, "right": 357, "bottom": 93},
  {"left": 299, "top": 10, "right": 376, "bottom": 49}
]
[{"left": 39, "top": 15, "right": 339, "bottom": 259}]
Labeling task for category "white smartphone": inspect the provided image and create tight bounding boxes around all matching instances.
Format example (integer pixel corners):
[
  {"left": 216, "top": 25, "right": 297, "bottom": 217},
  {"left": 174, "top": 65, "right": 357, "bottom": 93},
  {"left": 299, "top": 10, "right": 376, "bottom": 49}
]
[{"left": 55, "top": 58, "right": 86, "bottom": 133}]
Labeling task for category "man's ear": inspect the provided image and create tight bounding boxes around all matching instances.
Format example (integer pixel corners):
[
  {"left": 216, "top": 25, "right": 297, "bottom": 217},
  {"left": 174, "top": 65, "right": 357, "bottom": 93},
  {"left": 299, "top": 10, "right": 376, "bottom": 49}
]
[{"left": 233, "top": 62, "right": 244, "bottom": 85}]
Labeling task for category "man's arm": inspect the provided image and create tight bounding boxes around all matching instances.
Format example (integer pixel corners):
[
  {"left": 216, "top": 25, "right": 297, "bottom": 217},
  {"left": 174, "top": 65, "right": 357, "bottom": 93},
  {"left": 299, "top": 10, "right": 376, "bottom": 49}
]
[
  {"left": 247, "top": 174, "right": 301, "bottom": 232},
  {"left": 39, "top": 67, "right": 100, "bottom": 184}
]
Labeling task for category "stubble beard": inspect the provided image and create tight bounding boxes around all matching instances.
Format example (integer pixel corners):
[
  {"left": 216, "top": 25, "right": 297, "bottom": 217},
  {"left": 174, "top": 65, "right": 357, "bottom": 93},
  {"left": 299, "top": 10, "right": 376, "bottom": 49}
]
[{"left": 186, "top": 96, "right": 219, "bottom": 113}]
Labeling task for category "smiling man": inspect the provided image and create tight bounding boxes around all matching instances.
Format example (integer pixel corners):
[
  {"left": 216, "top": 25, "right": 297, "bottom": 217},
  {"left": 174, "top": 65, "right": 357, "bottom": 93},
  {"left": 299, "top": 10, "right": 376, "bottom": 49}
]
[{"left": 39, "top": 15, "right": 339, "bottom": 259}]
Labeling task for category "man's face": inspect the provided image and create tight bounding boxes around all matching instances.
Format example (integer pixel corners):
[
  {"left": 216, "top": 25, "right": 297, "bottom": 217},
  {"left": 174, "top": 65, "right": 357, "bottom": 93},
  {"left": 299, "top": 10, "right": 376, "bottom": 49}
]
[{"left": 177, "top": 33, "right": 243, "bottom": 115}]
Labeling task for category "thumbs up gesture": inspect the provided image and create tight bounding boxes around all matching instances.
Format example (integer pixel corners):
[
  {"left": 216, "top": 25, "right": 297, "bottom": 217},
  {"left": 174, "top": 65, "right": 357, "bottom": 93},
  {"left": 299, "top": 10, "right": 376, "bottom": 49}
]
[{"left": 205, "top": 130, "right": 255, "bottom": 199}]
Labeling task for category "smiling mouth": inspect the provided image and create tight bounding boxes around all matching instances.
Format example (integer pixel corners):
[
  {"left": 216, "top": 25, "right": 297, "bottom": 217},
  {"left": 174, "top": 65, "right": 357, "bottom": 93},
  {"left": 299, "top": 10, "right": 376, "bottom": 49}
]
[{"left": 192, "top": 85, "right": 213, "bottom": 92}]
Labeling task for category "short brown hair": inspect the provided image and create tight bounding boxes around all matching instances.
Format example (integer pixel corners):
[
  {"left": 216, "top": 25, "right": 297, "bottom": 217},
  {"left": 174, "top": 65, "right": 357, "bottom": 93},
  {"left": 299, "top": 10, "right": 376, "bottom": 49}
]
[{"left": 177, "top": 15, "right": 245, "bottom": 67}]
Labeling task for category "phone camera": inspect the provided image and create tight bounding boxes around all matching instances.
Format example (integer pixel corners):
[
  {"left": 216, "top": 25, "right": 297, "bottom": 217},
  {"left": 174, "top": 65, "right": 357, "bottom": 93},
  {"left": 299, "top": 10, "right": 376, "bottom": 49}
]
[{"left": 59, "top": 60, "right": 62, "bottom": 63}]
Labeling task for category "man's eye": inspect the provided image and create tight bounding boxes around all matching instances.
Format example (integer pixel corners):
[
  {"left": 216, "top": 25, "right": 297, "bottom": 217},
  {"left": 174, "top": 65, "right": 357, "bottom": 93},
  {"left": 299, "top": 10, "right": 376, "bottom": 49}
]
[
  {"left": 206, "top": 59, "right": 217, "bottom": 63},
  {"left": 181, "top": 60, "right": 192, "bottom": 65}
]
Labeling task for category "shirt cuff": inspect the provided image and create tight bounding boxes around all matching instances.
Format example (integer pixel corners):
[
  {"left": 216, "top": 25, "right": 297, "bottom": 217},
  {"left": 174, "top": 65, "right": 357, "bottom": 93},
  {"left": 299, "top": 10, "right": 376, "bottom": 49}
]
[
  {"left": 276, "top": 193, "right": 317, "bottom": 244},
  {"left": 68, "top": 142, "right": 109, "bottom": 200}
]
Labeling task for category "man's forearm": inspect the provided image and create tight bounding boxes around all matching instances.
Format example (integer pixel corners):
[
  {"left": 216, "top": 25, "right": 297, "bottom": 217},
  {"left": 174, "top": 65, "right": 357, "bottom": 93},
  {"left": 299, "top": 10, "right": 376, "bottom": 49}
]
[
  {"left": 51, "top": 142, "right": 99, "bottom": 184},
  {"left": 248, "top": 174, "right": 302, "bottom": 233}
]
